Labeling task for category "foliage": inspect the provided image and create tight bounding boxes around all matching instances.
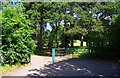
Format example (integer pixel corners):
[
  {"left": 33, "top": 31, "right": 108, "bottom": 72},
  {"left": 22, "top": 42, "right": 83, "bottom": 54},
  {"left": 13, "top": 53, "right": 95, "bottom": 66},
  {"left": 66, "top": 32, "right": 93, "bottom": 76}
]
[
  {"left": 110, "top": 14, "right": 120, "bottom": 58},
  {"left": 0, "top": 62, "right": 30, "bottom": 76},
  {"left": 23, "top": 2, "right": 120, "bottom": 59},
  {"left": 66, "top": 46, "right": 89, "bottom": 58},
  {"left": 65, "top": 26, "right": 87, "bottom": 37},
  {"left": 1, "top": 4, "right": 36, "bottom": 65},
  {"left": 0, "top": 63, "right": 21, "bottom": 76},
  {"left": 1, "top": 2, "right": 120, "bottom": 63},
  {"left": 87, "top": 2, "right": 120, "bottom": 59},
  {"left": 23, "top": 2, "right": 71, "bottom": 49}
]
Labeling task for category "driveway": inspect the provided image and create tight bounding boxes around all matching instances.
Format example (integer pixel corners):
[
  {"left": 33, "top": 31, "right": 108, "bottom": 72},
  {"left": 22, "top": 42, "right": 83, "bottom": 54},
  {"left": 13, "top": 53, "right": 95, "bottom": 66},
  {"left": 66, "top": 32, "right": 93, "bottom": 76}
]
[{"left": 2, "top": 55, "right": 120, "bottom": 77}]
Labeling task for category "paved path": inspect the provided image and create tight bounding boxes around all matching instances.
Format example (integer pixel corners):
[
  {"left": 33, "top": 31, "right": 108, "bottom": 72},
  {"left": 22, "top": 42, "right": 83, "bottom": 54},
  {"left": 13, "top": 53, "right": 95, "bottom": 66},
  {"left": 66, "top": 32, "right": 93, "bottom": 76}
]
[
  {"left": 5, "top": 56, "right": 52, "bottom": 76},
  {"left": 3, "top": 55, "right": 120, "bottom": 77}
]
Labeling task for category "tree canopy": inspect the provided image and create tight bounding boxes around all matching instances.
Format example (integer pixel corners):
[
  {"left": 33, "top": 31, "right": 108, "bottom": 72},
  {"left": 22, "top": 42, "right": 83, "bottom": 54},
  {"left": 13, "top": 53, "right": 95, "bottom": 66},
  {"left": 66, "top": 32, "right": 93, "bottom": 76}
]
[{"left": 1, "top": 2, "right": 120, "bottom": 65}]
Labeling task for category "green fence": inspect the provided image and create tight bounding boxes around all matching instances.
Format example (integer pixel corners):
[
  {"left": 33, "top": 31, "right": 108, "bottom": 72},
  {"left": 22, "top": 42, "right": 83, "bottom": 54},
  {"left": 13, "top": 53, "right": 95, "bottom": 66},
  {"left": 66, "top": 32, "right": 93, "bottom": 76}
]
[{"left": 52, "top": 48, "right": 66, "bottom": 63}]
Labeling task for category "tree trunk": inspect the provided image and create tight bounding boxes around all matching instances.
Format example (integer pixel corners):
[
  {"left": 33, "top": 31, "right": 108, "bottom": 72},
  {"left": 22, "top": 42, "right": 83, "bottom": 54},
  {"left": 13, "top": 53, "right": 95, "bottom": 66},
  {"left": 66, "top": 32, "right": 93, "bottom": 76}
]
[
  {"left": 39, "top": 18, "right": 43, "bottom": 51},
  {"left": 36, "top": 21, "right": 40, "bottom": 52},
  {"left": 56, "top": 22, "right": 60, "bottom": 48},
  {"left": 55, "top": 22, "right": 58, "bottom": 48},
  {"left": 39, "top": 5, "right": 44, "bottom": 52},
  {"left": 80, "top": 36, "right": 83, "bottom": 46},
  {"left": 71, "top": 39, "right": 73, "bottom": 47},
  {"left": 63, "top": 19, "right": 67, "bottom": 47},
  {"left": 70, "top": 3, "right": 74, "bottom": 48}
]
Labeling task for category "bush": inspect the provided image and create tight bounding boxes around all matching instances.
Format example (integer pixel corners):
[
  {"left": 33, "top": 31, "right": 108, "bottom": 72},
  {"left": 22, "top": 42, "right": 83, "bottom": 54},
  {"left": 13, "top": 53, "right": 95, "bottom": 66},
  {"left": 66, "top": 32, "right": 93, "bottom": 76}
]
[
  {"left": 1, "top": 4, "right": 36, "bottom": 65},
  {"left": 87, "top": 15, "right": 120, "bottom": 59}
]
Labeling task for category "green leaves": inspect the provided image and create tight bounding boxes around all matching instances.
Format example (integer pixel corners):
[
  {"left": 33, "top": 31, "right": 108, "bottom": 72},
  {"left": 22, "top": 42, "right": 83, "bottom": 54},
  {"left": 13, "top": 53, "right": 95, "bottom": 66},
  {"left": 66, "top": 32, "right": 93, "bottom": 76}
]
[
  {"left": 1, "top": 3, "right": 36, "bottom": 65},
  {"left": 65, "top": 26, "right": 87, "bottom": 37}
]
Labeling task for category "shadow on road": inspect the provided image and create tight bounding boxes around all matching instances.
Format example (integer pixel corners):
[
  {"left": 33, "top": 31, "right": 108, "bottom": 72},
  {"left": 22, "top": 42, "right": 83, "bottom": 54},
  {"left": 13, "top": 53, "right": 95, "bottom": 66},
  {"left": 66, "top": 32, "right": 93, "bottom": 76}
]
[{"left": 26, "top": 58, "right": 120, "bottom": 77}]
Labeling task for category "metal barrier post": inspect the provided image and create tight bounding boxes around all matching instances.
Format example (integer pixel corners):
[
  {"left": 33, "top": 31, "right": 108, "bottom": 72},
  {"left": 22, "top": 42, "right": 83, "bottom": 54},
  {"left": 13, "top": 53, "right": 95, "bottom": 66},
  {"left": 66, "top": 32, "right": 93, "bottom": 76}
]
[{"left": 52, "top": 48, "right": 55, "bottom": 63}]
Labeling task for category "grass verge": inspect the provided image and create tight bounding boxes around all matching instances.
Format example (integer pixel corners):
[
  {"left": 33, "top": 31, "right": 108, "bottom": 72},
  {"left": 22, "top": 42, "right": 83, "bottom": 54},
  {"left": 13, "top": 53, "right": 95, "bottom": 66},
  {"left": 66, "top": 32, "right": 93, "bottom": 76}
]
[{"left": 0, "top": 63, "right": 31, "bottom": 77}]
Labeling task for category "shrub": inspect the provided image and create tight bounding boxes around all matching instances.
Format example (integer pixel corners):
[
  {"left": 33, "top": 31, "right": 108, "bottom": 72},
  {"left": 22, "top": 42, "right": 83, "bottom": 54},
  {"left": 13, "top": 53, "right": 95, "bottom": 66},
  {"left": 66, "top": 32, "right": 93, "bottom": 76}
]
[{"left": 1, "top": 4, "right": 36, "bottom": 65}]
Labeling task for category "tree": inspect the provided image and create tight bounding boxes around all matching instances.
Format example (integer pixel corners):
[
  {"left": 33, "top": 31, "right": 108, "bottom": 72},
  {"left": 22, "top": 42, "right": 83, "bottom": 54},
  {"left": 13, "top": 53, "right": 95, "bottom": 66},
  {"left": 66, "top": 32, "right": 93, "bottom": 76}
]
[
  {"left": 22, "top": 2, "right": 120, "bottom": 59},
  {"left": 24, "top": 2, "right": 71, "bottom": 49},
  {"left": 87, "top": 2, "right": 120, "bottom": 58},
  {"left": 110, "top": 14, "right": 120, "bottom": 58},
  {"left": 1, "top": 3, "right": 36, "bottom": 65}
]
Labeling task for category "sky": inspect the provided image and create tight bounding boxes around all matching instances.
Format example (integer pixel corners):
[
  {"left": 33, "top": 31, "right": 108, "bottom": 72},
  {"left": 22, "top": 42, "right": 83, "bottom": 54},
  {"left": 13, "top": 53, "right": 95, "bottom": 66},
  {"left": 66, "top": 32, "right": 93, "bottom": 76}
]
[{"left": 45, "top": 23, "right": 52, "bottom": 31}]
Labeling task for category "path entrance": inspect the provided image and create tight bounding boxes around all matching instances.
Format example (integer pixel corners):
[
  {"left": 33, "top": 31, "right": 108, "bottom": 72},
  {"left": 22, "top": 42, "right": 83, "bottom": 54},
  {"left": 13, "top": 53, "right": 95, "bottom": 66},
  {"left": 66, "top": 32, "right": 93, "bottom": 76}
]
[{"left": 3, "top": 55, "right": 120, "bottom": 77}]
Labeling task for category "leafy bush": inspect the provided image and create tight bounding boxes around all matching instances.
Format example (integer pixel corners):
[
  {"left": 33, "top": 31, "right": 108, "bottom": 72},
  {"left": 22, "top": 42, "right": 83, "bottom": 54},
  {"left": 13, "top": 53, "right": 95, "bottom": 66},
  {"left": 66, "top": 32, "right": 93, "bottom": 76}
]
[
  {"left": 87, "top": 15, "right": 120, "bottom": 59},
  {"left": 66, "top": 46, "right": 88, "bottom": 56},
  {"left": 1, "top": 4, "right": 36, "bottom": 65}
]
